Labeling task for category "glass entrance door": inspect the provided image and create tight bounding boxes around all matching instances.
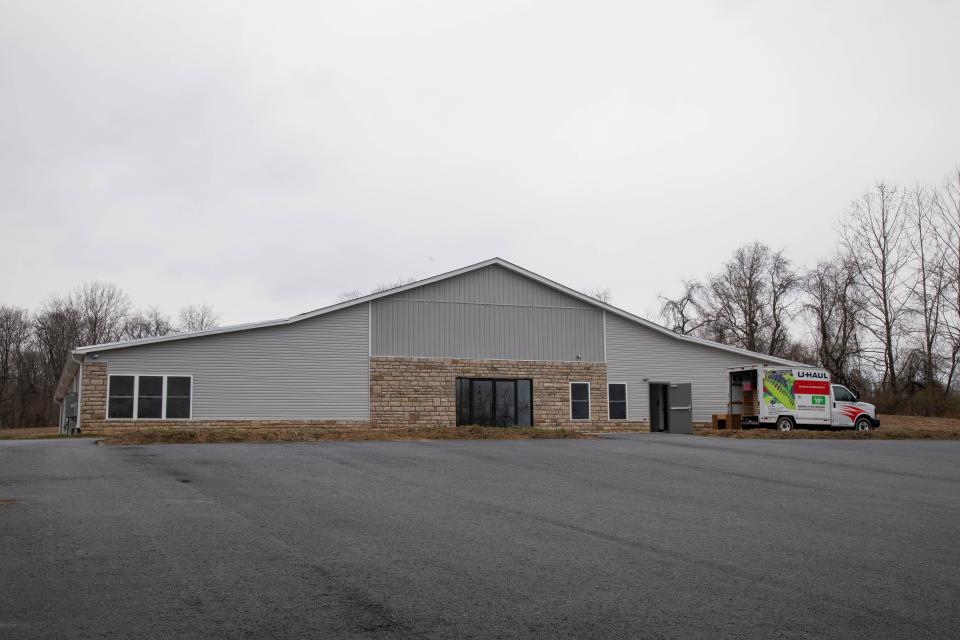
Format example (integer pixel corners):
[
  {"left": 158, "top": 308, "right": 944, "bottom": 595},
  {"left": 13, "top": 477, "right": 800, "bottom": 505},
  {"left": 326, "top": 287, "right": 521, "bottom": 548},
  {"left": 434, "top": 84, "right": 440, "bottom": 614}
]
[
  {"left": 456, "top": 378, "right": 533, "bottom": 427},
  {"left": 494, "top": 380, "right": 516, "bottom": 426}
]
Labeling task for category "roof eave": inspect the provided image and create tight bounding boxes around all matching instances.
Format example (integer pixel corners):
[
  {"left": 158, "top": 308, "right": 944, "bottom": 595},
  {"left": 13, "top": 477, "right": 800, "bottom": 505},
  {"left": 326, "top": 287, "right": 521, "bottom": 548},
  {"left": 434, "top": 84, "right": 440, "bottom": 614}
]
[
  {"left": 72, "top": 257, "right": 508, "bottom": 354},
  {"left": 69, "top": 256, "right": 805, "bottom": 368},
  {"left": 484, "top": 259, "right": 804, "bottom": 367},
  {"left": 53, "top": 352, "right": 83, "bottom": 402}
]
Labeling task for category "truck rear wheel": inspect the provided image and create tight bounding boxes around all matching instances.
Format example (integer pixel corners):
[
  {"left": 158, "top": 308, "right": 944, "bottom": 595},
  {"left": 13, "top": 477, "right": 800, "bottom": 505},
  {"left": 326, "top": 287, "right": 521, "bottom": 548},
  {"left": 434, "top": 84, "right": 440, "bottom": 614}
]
[
  {"left": 776, "top": 416, "right": 795, "bottom": 432},
  {"left": 855, "top": 417, "right": 872, "bottom": 432}
]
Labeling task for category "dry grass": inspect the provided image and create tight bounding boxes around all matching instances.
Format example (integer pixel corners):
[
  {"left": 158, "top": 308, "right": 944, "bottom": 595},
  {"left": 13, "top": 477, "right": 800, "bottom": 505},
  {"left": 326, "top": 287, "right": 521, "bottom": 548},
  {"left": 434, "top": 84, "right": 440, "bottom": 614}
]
[
  {"left": 696, "top": 414, "right": 960, "bottom": 440},
  {"left": 0, "top": 427, "right": 61, "bottom": 440},
  {"left": 98, "top": 426, "right": 595, "bottom": 445}
]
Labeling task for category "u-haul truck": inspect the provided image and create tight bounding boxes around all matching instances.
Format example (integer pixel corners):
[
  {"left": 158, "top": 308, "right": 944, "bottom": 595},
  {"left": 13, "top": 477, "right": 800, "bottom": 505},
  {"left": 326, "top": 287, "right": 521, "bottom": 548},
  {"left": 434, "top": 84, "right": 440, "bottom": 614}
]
[{"left": 728, "top": 365, "right": 880, "bottom": 432}]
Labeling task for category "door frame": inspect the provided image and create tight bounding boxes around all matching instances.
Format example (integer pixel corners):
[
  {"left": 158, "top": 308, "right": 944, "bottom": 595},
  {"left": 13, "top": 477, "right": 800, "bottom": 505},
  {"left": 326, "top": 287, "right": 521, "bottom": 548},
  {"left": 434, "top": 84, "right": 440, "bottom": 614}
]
[
  {"left": 648, "top": 382, "right": 670, "bottom": 432},
  {"left": 648, "top": 381, "right": 693, "bottom": 433}
]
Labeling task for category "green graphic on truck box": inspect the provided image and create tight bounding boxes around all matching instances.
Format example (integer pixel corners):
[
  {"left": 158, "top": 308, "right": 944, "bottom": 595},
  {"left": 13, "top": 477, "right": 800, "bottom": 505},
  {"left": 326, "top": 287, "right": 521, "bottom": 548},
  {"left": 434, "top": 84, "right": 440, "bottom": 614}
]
[
  {"left": 812, "top": 395, "right": 826, "bottom": 406},
  {"left": 763, "top": 370, "right": 796, "bottom": 410}
]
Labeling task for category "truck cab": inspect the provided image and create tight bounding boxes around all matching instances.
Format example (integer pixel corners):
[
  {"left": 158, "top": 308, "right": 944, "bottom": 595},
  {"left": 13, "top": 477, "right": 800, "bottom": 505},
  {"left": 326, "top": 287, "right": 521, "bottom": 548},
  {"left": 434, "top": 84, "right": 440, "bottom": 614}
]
[
  {"left": 830, "top": 384, "right": 880, "bottom": 430},
  {"left": 729, "top": 366, "right": 880, "bottom": 432}
]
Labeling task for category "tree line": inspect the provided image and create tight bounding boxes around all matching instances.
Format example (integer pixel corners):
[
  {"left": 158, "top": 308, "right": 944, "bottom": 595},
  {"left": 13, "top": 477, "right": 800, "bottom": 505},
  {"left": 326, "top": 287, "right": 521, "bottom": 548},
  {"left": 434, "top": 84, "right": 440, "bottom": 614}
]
[
  {"left": 0, "top": 284, "right": 220, "bottom": 428},
  {"left": 4, "top": 166, "right": 958, "bottom": 426},
  {"left": 660, "top": 167, "right": 960, "bottom": 416}
]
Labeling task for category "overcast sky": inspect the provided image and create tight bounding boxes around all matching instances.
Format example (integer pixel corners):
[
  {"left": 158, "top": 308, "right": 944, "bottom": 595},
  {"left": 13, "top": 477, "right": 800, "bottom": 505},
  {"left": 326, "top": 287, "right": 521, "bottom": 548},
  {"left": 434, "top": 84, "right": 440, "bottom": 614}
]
[{"left": 2, "top": 1, "right": 958, "bottom": 325}]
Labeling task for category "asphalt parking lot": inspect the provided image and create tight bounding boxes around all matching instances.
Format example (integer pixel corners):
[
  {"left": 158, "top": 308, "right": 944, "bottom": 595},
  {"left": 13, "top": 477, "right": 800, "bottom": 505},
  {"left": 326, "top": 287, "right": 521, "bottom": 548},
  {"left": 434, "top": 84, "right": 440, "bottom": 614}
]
[{"left": 1, "top": 435, "right": 958, "bottom": 639}]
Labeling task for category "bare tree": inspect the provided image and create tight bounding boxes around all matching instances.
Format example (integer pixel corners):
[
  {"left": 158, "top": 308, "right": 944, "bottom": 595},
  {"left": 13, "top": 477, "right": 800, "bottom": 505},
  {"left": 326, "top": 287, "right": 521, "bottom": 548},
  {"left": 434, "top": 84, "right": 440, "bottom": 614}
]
[
  {"left": 336, "top": 289, "right": 364, "bottom": 303},
  {"left": 777, "top": 340, "right": 818, "bottom": 367},
  {"left": 13, "top": 344, "right": 47, "bottom": 427},
  {"left": 657, "top": 243, "right": 799, "bottom": 356},
  {"left": 934, "top": 168, "right": 960, "bottom": 392},
  {"left": 803, "top": 255, "right": 865, "bottom": 388},
  {"left": 123, "top": 307, "right": 175, "bottom": 340},
  {"left": 370, "top": 277, "right": 417, "bottom": 294},
  {"left": 709, "top": 243, "right": 767, "bottom": 352},
  {"left": 177, "top": 304, "right": 222, "bottom": 333},
  {"left": 338, "top": 276, "right": 418, "bottom": 302},
  {"left": 585, "top": 287, "right": 612, "bottom": 304},
  {"left": 840, "top": 182, "right": 912, "bottom": 392},
  {"left": 33, "top": 297, "right": 82, "bottom": 371},
  {"left": 73, "top": 281, "right": 130, "bottom": 345},
  {"left": 767, "top": 249, "right": 800, "bottom": 357},
  {"left": 0, "top": 306, "right": 32, "bottom": 427},
  {"left": 906, "top": 184, "right": 947, "bottom": 393},
  {"left": 659, "top": 280, "right": 706, "bottom": 336},
  {"left": 32, "top": 296, "right": 84, "bottom": 425},
  {"left": 700, "top": 243, "right": 799, "bottom": 356}
]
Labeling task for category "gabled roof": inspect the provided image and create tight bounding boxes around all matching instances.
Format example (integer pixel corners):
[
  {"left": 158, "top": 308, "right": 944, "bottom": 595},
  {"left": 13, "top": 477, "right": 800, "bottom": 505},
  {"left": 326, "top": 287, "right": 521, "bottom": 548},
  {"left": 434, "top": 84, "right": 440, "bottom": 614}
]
[{"left": 69, "top": 257, "right": 801, "bottom": 368}]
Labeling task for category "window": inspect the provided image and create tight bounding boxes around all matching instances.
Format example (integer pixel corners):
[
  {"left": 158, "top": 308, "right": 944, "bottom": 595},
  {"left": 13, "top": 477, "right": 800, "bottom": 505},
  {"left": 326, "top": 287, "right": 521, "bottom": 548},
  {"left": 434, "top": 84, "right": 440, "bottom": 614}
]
[
  {"left": 456, "top": 378, "right": 533, "bottom": 427},
  {"left": 516, "top": 379, "right": 532, "bottom": 427},
  {"left": 137, "top": 376, "right": 163, "bottom": 419},
  {"left": 108, "top": 374, "right": 192, "bottom": 419},
  {"left": 166, "top": 377, "right": 192, "bottom": 418},
  {"left": 608, "top": 383, "right": 627, "bottom": 420},
  {"left": 570, "top": 382, "right": 590, "bottom": 420},
  {"left": 108, "top": 375, "right": 134, "bottom": 419},
  {"left": 832, "top": 385, "right": 855, "bottom": 402}
]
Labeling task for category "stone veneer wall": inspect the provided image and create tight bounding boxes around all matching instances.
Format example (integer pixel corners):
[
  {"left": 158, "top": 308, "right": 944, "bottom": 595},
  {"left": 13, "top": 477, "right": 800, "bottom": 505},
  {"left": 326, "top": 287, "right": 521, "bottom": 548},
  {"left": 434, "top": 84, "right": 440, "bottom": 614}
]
[
  {"left": 78, "top": 358, "right": 650, "bottom": 434},
  {"left": 77, "top": 362, "right": 108, "bottom": 430},
  {"left": 370, "top": 356, "right": 649, "bottom": 431}
]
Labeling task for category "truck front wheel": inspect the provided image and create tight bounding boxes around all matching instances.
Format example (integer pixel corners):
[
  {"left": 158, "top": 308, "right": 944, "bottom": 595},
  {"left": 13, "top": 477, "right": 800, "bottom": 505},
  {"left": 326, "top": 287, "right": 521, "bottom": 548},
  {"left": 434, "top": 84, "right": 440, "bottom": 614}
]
[
  {"left": 855, "top": 416, "right": 873, "bottom": 432},
  {"left": 776, "top": 416, "right": 795, "bottom": 432}
]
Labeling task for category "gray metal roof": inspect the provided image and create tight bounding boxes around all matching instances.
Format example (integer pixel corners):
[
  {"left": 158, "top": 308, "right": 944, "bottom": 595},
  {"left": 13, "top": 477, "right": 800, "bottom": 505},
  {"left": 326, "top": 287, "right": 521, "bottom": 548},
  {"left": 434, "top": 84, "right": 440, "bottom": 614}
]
[{"left": 68, "top": 257, "right": 802, "bottom": 367}]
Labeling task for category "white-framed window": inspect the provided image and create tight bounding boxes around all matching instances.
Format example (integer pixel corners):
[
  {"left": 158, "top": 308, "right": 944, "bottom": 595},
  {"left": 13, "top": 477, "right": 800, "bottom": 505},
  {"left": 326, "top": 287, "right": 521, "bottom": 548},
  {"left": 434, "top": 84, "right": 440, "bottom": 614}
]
[
  {"left": 107, "top": 375, "right": 135, "bottom": 419},
  {"left": 137, "top": 375, "right": 163, "bottom": 419},
  {"left": 570, "top": 382, "right": 590, "bottom": 420},
  {"left": 107, "top": 374, "right": 193, "bottom": 420},
  {"left": 608, "top": 383, "right": 627, "bottom": 420}
]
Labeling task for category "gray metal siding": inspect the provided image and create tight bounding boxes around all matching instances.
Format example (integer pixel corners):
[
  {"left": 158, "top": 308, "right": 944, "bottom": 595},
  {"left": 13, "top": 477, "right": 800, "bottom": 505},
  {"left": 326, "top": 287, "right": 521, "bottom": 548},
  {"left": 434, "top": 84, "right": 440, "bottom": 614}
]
[
  {"left": 389, "top": 264, "right": 593, "bottom": 308},
  {"left": 372, "top": 265, "right": 604, "bottom": 362},
  {"left": 373, "top": 299, "right": 604, "bottom": 361},
  {"left": 93, "top": 304, "right": 369, "bottom": 420},
  {"left": 605, "top": 312, "right": 782, "bottom": 422}
]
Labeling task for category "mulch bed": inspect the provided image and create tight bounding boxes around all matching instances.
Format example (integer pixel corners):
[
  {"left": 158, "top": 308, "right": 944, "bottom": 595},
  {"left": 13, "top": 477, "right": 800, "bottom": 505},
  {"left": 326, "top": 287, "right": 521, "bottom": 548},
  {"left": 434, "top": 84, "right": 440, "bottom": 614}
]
[{"left": 97, "top": 426, "right": 595, "bottom": 445}]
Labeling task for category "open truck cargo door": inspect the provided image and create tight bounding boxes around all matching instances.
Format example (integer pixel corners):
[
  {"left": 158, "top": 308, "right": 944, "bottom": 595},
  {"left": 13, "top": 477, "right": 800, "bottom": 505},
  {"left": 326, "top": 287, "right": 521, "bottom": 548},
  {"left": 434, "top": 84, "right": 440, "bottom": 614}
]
[{"left": 728, "top": 364, "right": 875, "bottom": 430}]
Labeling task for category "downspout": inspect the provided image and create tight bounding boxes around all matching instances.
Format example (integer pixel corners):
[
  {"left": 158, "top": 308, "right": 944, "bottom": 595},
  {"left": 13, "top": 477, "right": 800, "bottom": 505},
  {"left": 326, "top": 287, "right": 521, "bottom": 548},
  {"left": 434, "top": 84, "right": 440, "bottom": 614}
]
[{"left": 73, "top": 353, "right": 84, "bottom": 434}]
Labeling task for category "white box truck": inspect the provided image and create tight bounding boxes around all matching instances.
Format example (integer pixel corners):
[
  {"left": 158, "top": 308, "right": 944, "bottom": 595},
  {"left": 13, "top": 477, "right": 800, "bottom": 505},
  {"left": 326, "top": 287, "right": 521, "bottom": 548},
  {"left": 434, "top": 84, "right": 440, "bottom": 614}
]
[{"left": 728, "top": 365, "right": 880, "bottom": 432}]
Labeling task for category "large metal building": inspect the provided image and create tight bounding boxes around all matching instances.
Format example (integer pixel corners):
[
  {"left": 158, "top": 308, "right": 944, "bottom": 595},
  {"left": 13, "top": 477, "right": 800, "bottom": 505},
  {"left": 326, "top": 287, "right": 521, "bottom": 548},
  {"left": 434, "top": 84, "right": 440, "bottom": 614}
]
[{"left": 54, "top": 258, "right": 798, "bottom": 434}]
